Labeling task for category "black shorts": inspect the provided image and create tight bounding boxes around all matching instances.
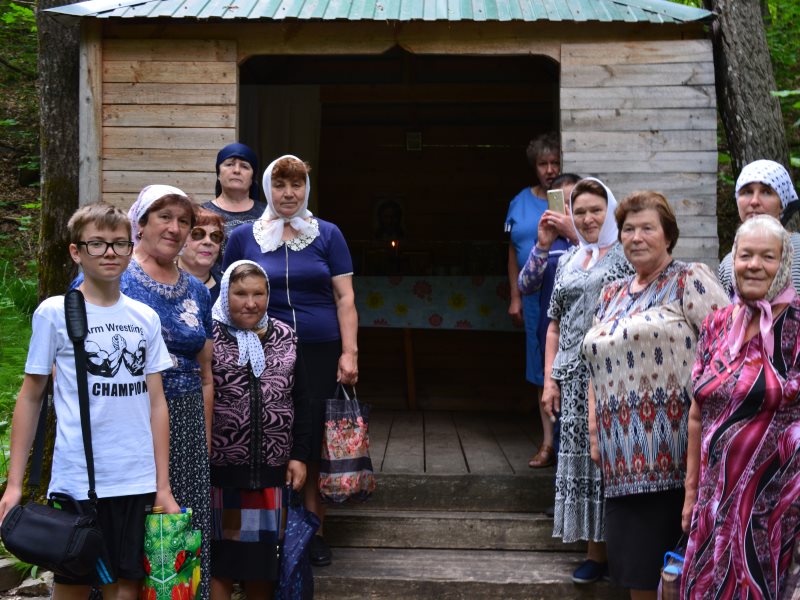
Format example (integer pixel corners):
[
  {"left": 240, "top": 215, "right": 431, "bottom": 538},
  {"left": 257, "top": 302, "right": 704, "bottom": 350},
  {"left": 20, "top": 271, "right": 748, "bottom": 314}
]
[{"left": 54, "top": 492, "right": 156, "bottom": 586}]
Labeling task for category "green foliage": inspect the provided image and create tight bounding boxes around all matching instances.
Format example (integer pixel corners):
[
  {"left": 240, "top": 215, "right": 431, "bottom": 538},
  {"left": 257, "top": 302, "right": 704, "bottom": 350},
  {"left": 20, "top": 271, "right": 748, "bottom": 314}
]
[
  {"left": 0, "top": 258, "right": 35, "bottom": 485},
  {"left": 1, "top": 0, "right": 39, "bottom": 172},
  {"left": 1, "top": 1, "right": 35, "bottom": 27},
  {"left": 0, "top": 1, "right": 36, "bottom": 81},
  {"left": 764, "top": 2, "right": 800, "bottom": 168}
]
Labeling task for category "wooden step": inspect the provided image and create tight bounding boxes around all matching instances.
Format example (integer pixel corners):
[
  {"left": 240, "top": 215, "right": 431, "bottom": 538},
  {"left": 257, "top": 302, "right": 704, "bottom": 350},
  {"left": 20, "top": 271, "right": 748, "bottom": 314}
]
[
  {"left": 362, "top": 471, "right": 554, "bottom": 512},
  {"left": 313, "top": 548, "right": 627, "bottom": 600},
  {"left": 324, "top": 507, "right": 584, "bottom": 552}
]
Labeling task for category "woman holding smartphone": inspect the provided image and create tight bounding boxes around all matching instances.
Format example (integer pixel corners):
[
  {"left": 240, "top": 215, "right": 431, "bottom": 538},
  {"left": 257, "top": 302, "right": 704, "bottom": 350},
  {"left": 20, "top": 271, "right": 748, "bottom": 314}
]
[{"left": 505, "top": 133, "right": 575, "bottom": 469}]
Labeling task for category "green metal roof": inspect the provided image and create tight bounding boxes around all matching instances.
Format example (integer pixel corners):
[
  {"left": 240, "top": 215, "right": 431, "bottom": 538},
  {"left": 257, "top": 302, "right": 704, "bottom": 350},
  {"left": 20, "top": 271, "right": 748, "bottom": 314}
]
[{"left": 47, "top": 0, "right": 712, "bottom": 22}]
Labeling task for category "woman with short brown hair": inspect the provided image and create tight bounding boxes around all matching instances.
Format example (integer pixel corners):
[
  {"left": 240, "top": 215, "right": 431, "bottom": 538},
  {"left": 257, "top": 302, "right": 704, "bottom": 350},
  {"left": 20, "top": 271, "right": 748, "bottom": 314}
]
[
  {"left": 583, "top": 191, "right": 728, "bottom": 598},
  {"left": 614, "top": 190, "right": 679, "bottom": 253},
  {"left": 178, "top": 208, "right": 226, "bottom": 304}
]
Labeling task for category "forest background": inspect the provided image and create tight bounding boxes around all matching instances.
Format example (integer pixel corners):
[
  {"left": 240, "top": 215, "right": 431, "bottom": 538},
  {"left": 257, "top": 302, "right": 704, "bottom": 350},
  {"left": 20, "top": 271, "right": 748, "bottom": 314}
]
[{"left": 0, "top": 0, "right": 798, "bottom": 483}]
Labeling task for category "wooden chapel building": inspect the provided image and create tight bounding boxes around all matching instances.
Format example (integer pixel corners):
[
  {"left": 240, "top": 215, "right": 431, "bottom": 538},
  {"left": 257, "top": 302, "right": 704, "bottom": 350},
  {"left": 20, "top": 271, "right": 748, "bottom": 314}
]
[{"left": 48, "top": 0, "right": 718, "bottom": 411}]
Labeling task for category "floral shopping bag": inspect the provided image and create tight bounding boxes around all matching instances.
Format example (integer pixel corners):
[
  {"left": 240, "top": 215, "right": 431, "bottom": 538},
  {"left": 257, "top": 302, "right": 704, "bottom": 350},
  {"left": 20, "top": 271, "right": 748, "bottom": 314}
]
[
  {"left": 141, "top": 509, "right": 201, "bottom": 600},
  {"left": 319, "top": 385, "right": 376, "bottom": 503}
]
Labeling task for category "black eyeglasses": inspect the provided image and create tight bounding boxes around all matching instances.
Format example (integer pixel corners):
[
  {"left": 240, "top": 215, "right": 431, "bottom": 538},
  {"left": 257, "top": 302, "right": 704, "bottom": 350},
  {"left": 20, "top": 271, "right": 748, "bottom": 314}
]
[
  {"left": 77, "top": 240, "right": 134, "bottom": 256},
  {"left": 190, "top": 228, "right": 224, "bottom": 244}
]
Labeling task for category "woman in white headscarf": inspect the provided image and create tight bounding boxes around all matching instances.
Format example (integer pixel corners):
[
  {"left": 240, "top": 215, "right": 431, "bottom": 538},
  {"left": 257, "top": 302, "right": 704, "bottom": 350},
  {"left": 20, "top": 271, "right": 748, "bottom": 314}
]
[
  {"left": 538, "top": 177, "right": 634, "bottom": 584},
  {"left": 209, "top": 260, "right": 310, "bottom": 599},
  {"left": 718, "top": 159, "right": 800, "bottom": 296},
  {"left": 223, "top": 155, "right": 357, "bottom": 567}
]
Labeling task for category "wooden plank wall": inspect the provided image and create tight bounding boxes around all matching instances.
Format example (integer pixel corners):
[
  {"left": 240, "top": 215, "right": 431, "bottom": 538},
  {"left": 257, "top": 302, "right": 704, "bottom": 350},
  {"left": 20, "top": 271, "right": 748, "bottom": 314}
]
[
  {"left": 560, "top": 39, "right": 718, "bottom": 265},
  {"left": 100, "top": 39, "right": 238, "bottom": 208}
]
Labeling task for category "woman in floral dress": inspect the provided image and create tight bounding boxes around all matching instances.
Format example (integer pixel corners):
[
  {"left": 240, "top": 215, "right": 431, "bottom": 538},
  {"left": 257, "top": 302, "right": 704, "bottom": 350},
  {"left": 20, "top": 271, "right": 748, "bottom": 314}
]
[
  {"left": 583, "top": 191, "right": 728, "bottom": 598},
  {"left": 520, "top": 177, "right": 633, "bottom": 583},
  {"left": 115, "top": 185, "right": 214, "bottom": 600},
  {"left": 682, "top": 216, "right": 800, "bottom": 599}
]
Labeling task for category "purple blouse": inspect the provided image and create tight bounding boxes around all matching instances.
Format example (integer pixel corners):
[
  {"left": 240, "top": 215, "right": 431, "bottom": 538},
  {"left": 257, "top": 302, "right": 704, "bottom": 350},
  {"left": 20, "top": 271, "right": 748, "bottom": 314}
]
[{"left": 210, "top": 319, "right": 311, "bottom": 489}]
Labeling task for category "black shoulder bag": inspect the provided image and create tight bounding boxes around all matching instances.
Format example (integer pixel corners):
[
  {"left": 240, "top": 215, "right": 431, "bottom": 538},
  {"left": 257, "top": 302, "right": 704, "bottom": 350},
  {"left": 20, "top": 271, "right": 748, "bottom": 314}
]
[{"left": 1, "top": 290, "right": 105, "bottom": 578}]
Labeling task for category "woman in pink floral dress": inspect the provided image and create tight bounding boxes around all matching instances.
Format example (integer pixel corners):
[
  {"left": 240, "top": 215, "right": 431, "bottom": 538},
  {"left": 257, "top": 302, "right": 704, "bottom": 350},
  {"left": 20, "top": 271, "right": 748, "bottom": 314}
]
[{"left": 681, "top": 215, "right": 800, "bottom": 599}]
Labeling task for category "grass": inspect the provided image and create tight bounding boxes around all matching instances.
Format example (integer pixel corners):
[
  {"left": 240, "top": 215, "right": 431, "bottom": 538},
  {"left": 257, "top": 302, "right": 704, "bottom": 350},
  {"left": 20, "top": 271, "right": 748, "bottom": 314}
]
[{"left": 0, "top": 258, "right": 37, "bottom": 484}]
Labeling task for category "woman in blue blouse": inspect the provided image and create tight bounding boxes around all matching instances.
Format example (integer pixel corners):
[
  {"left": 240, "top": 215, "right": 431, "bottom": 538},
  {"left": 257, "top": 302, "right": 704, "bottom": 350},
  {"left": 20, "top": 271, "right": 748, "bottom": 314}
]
[
  {"left": 223, "top": 155, "right": 358, "bottom": 567},
  {"left": 506, "top": 133, "right": 573, "bottom": 468}
]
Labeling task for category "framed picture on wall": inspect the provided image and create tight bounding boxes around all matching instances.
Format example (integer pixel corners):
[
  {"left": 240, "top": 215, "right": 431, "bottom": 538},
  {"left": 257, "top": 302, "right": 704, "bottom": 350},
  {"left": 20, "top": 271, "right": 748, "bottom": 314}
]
[{"left": 373, "top": 197, "right": 406, "bottom": 241}]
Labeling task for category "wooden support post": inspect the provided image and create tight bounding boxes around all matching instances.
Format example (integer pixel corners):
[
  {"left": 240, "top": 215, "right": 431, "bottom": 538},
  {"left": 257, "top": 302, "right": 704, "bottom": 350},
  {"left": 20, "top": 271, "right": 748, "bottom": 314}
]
[
  {"left": 79, "top": 19, "right": 102, "bottom": 206},
  {"left": 403, "top": 327, "right": 417, "bottom": 410}
]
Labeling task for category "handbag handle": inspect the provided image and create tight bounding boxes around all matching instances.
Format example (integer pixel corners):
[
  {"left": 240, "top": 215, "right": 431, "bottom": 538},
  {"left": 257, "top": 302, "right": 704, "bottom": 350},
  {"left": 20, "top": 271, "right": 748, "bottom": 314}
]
[
  {"left": 64, "top": 290, "right": 97, "bottom": 503},
  {"left": 27, "top": 379, "right": 51, "bottom": 492},
  {"left": 663, "top": 551, "right": 685, "bottom": 568},
  {"left": 335, "top": 383, "right": 357, "bottom": 403}
]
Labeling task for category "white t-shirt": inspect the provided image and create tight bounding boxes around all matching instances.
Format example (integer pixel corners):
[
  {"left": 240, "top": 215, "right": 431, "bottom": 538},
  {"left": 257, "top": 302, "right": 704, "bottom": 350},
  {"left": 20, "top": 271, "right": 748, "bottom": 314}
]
[{"left": 25, "top": 293, "right": 173, "bottom": 499}]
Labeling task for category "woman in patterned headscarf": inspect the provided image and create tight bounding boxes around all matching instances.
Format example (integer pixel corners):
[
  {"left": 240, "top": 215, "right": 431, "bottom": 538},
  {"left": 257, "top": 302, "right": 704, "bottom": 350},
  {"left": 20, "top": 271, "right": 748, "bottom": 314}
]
[
  {"left": 682, "top": 215, "right": 800, "bottom": 599},
  {"left": 718, "top": 159, "right": 800, "bottom": 296},
  {"left": 209, "top": 260, "right": 310, "bottom": 599}
]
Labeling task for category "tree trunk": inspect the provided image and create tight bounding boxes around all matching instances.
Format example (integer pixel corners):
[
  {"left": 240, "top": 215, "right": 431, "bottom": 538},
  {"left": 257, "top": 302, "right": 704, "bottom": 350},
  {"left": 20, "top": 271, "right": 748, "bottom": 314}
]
[
  {"left": 37, "top": 0, "right": 80, "bottom": 302},
  {"left": 29, "top": 0, "right": 80, "bottom": 501},
  {"left": 704, "top": 0, "right": 789, "bottom": 174}
]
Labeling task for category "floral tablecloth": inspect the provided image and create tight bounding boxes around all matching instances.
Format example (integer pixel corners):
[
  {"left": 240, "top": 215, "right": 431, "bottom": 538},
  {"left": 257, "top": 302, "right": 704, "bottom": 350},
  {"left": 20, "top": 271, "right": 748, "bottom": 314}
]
[{"left": 355, "top": 275, "right": 520, "bottom": 331}]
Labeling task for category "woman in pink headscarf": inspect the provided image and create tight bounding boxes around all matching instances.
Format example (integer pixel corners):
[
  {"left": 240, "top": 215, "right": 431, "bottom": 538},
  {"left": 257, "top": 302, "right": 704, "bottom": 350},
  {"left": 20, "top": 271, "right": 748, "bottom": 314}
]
[{"left": 682, "top": 215, "right": 800, "bottom": 599}]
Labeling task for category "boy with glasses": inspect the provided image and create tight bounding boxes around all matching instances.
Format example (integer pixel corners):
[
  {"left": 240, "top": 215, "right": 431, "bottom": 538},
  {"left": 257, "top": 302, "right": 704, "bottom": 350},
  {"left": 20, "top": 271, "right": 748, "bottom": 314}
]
[{"left": 0, "top": 202, "right": 179, "bottom": 600}]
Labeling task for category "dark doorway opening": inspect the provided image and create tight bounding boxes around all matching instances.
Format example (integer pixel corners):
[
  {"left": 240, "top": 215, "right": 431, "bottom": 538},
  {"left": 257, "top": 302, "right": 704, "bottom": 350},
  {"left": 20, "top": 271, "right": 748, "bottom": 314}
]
[{"left": 240, "top": 49, "right": 559, "bottom": 410}]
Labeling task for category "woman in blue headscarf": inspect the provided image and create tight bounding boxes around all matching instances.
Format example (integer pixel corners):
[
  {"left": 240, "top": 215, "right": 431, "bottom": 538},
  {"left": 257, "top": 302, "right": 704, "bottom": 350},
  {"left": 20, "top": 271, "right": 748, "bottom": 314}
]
[{"left": 202, "top": 142, "right": 265, "bottom": 238}]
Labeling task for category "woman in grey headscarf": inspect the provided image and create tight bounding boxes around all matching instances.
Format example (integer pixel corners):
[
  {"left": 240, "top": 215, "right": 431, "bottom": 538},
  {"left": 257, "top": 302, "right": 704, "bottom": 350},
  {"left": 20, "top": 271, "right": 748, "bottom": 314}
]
[{"left": 718, "top": 159, "right": 800, "bottom": 296}]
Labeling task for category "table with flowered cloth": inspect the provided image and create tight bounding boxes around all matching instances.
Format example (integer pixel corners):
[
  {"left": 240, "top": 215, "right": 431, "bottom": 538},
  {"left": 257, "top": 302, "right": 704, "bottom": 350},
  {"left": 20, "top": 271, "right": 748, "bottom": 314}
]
[{"left": 355, "top": 275, "right": 518, "bottom": 331}]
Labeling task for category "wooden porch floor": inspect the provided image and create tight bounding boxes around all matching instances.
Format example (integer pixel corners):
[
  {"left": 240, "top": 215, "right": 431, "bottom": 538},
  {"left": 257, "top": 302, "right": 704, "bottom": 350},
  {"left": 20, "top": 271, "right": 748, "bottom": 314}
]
[{"left": 368, "top": 410, "right": 544, "bottom": 476}]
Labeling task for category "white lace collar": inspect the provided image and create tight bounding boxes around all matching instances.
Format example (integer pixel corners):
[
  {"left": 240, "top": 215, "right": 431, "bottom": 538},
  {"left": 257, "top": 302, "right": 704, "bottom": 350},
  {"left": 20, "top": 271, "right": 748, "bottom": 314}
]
[{"left": 252, "top": 217, "right": 320, "bottom": 252}]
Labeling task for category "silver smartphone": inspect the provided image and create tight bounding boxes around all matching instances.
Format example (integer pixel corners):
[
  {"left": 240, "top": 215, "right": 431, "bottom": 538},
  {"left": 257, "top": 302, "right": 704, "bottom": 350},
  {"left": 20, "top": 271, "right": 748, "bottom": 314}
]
[{"left": 547, "top": 189, "right": 565, "bottom": 214}]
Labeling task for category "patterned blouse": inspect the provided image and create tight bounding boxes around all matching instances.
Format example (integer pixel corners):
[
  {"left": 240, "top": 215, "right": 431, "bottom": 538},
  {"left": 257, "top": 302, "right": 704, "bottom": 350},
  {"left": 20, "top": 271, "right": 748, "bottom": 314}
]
[
  {"left": 547, "top": 243, "right": 633, "bottom": 380},
  {"left": 210, "top": 318, "right": 311, "bottom": 489},
  {"left": 582, "top": 261, "right": 728, "bottom": 498}
]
